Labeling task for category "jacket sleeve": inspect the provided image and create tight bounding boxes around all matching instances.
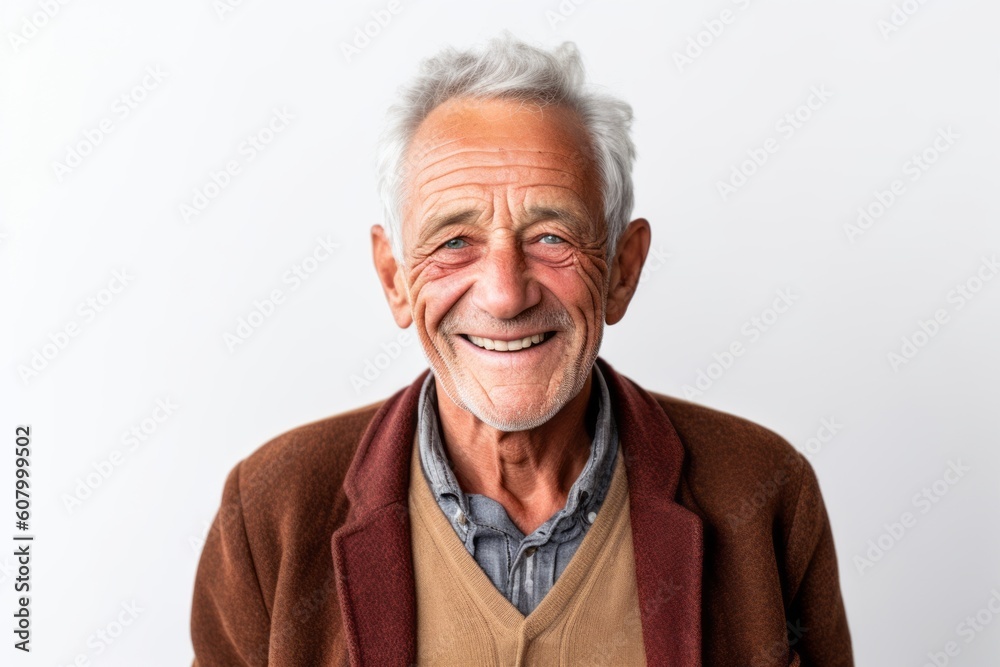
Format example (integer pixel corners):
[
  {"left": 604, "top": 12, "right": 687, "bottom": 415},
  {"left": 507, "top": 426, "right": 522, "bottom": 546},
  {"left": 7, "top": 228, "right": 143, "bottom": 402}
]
[
  {"left": 784, "top": 456, "right": 854, "bottom": 667},
  {"left": 191, "top": 462, "right": 272, "bottom": 666}
]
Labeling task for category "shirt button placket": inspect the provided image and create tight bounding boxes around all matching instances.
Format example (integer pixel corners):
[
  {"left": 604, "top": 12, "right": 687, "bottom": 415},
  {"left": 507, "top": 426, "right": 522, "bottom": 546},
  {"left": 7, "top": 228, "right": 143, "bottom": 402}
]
[{"left": 523, "top": 546, "right": 537, "bottom": 608}]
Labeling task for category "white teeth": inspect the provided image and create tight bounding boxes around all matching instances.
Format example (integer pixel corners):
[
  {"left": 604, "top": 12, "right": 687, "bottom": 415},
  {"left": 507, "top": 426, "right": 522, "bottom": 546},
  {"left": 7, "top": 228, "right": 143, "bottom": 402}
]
[{"left": 467, "top": 333, "right": 548, "bottom": 352}]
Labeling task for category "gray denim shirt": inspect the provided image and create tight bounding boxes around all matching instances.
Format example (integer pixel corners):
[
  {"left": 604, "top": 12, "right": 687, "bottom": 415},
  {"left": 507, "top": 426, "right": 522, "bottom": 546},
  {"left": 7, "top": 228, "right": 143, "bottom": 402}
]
[{"left": 415, "top": 365, "right": 619, "bottom": 616}]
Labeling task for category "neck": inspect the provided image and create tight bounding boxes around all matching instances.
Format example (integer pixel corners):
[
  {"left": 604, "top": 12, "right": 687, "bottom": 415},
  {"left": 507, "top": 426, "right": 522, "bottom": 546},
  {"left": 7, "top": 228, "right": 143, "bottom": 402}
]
[{"left": 435, "top": 371, "right": 596, "bottom": 535}]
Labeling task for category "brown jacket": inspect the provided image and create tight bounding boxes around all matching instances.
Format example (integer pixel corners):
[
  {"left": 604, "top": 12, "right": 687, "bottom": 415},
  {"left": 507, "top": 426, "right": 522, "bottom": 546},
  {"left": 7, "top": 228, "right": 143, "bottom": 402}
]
[{"left": 191, "top": 358, "right": 853, "bottom": 666}]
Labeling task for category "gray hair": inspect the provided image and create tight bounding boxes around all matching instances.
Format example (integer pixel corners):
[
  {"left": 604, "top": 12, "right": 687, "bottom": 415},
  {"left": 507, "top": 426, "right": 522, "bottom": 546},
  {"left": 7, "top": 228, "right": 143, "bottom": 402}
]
[{"left": 375, "top": 33, "right": 637, "bottom": 263}]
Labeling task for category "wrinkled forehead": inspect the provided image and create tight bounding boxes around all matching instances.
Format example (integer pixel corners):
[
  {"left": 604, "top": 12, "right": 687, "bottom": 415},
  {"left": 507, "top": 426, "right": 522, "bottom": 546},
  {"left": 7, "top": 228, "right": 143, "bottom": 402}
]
[
  {"left": 401, "top": 97, "right": 601, "bottom": 211},
  {"left": 408, "top": 97, "right": 594, "bottom": 162}
]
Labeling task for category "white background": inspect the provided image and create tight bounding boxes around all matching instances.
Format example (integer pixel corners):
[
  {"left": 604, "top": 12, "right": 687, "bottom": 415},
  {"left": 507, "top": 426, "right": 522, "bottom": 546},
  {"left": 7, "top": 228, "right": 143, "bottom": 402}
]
[{"left": 2, "top": 0, "right": 999, "bottom": 665}]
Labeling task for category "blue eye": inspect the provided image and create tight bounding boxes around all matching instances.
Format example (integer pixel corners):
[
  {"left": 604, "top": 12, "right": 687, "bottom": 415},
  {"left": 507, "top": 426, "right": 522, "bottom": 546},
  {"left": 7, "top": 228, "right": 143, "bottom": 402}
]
[
  {"left": 540, "top": 234, "right": 565, "bottom": 244},
  {"left": 443, "top": 238, "right": 468, "bottom": 249}
]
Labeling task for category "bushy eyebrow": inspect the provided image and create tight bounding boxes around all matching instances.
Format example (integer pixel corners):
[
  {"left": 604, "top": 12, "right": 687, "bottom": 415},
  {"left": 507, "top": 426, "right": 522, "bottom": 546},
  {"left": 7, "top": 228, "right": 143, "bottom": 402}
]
[
  {"left": 524, "top": 206, "right": 589, "bottom": 230},
  {"left": 421, "top": 205, "right": 589, "bottom": 239},
  {"left": 423, "top": 209, "right": 481, "bottom": 237}
]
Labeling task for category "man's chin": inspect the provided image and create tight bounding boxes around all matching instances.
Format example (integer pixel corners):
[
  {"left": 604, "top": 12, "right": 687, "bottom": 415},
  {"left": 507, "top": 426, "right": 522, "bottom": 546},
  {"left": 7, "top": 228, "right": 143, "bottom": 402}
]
[
  {"left": 456, "top": 394, "right": 565, "bottom": 432},
  {"left": 440, "top": 368, "right": 580, "bottom": 432},
  {"left": 426, "top": 336, "right": 597, "bottom": 431}
]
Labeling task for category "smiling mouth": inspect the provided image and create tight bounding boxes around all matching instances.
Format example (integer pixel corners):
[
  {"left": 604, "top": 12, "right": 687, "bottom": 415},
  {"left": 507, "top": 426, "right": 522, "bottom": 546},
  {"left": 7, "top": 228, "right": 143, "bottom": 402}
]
[{"left": 460, "top": 331, "right": 555, "bottom": 352}]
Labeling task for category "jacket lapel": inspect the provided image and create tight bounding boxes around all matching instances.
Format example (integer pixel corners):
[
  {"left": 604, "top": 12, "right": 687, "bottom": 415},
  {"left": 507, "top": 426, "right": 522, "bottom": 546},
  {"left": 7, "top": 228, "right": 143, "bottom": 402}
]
[
  {"left": 331, "top": 360, "right": 704, "bottom": 666},
  {"left": 331, "top": 370, "right": 429, "bottom": 666},
  {"left": 598, "top": 358, "right": 704, "bottom": 666}
]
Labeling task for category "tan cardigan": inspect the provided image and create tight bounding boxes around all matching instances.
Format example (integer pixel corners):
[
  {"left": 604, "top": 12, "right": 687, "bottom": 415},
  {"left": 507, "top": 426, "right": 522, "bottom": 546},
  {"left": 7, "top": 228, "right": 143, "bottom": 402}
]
[
  {"left": 191, "top": 357, "right": 853, "bottom": 665},
  {"left": 409, "top": 437, "right": 646, "bottom": 666}
]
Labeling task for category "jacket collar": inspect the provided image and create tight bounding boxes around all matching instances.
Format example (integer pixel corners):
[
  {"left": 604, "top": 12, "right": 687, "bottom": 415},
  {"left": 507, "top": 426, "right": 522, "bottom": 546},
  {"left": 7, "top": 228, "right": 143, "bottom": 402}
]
[
  {"left": 331, "top": 358, "right": 703, "bottom": 666},
  {"left": 596, "top": 357, "right": 704, "bottom": 665}
]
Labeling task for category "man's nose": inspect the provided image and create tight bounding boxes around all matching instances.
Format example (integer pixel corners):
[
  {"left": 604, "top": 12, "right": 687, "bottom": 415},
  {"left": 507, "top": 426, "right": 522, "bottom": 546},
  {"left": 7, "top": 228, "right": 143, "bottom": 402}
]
[{"left": 471, "top": 241, "right": 541, "bottom": 321}]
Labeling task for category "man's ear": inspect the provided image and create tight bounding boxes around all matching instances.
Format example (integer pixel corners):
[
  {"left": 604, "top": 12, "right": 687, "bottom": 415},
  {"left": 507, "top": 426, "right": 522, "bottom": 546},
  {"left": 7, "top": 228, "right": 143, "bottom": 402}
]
[
  {"left": 371, "top": 225, "right": 413, "bottom": 328},
  {"left": 605, "top": 218, "right": 651, "bottom": 325}
]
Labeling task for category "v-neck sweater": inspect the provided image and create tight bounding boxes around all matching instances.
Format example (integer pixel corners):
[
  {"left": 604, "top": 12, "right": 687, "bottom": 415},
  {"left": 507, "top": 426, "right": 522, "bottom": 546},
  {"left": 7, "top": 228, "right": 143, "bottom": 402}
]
[{"left": 408, "top": 433, "right": 647, "bottom": 666}]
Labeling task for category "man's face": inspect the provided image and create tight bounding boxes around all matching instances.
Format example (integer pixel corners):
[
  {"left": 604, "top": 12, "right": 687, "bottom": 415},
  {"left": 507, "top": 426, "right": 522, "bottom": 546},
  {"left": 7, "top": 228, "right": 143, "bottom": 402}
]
[{"left": 383, "top": 97, "right": 614, "bottom": 431}]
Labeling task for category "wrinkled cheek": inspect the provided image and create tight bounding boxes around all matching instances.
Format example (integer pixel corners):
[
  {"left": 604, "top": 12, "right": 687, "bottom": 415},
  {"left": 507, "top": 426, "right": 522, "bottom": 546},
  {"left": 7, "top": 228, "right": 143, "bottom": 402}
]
[
  {"left": 409, "top": 271, "right": 476, "bottom": 351},
  {"left": 572, "top": 258, "right": 608, "bottom": 328}
]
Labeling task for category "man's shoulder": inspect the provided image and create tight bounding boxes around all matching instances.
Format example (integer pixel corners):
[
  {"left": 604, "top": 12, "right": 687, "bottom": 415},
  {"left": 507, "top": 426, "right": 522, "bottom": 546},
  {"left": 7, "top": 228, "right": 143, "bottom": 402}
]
[
  {"left": 649, "top": 392, "right": 800, "bottom": 465},
  {"left": 232, "top": 399, "right": 386, "bottom": 515},
  {"left": 245, "top": 400, "right": 384, "bottom": 469},
  {"left": 644, "top": 391, "right": 810, "bottom": 517},
  {"left": 199, "top": 400, "right": 389, "bottom": 618}
]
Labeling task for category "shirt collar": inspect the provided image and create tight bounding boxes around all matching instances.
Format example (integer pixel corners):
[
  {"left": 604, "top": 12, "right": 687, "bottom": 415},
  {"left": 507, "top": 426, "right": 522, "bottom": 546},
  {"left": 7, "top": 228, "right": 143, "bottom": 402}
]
[{"left": 415, "top": 364, "right": 618, "bottom": 533}]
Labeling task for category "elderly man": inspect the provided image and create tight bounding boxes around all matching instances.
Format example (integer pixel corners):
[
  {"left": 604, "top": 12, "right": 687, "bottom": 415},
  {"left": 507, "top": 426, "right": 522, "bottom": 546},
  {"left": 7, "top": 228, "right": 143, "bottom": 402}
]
[{"left": 191, "top": 36, "right": 853, "bottom": 666}]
